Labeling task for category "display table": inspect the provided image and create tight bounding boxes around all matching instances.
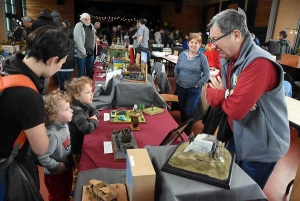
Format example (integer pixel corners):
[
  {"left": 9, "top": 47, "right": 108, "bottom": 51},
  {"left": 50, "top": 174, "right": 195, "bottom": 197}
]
[
  {"left": 91, "top": 74, "right": 166, "bottom": 110},
  {"left": 79, "top": 109, "right": 181, "bottom": 172},
  {"left": 285, "top": 96, "right": 300, "bottom": 200},
  {"left": 74, "top": 145, "right": 267, "bottom": 201}
]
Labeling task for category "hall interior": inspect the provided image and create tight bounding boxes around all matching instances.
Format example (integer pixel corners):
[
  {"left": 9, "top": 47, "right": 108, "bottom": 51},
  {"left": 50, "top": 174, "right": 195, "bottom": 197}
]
[{"left": 1, "top": 0, "right": 300, "bottom": 200}]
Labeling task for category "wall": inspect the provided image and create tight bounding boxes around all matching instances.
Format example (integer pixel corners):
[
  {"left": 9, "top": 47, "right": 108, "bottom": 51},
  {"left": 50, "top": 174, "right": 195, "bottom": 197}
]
[
  {"left": 254, "top": 0, "right": 272, "bottom": 27},
  {"left": 273, "top": 0, "right": 300, "bottom": 46},
  {"left": 26, "top": 0, "right": 75, "bottom": 26},
  {"left": 161, "top": 2, "right": 203, "bottom": 34}
]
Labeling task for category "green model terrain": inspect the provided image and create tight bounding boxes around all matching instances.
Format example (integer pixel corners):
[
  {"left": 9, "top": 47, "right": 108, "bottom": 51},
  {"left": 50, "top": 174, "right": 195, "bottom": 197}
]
[{"left": 169, "top": 142, "right": 232, "bottom": 180}]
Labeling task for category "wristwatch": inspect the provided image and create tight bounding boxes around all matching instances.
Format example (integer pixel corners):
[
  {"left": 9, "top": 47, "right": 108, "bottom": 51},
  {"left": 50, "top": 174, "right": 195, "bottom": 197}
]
[{"left": 225, "top": 89, "right": 230, "bottom": 99}]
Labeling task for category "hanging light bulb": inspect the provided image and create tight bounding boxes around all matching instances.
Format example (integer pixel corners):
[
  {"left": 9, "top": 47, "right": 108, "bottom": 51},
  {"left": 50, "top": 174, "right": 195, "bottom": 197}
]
[
  {"left": 290, "top": 30, "right": 293, "bottom": 34},
  {"left": 295, "top": 30, "right": 298, "bottom": 34}
]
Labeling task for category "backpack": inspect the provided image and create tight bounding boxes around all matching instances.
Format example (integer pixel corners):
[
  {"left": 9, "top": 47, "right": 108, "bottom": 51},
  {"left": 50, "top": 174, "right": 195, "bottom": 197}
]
[
  {"left": 268, "top": 40, "right": 281, "bottom": 56},
  {"left": 0, "top": 73, "right": 44, "bottom": 201}
]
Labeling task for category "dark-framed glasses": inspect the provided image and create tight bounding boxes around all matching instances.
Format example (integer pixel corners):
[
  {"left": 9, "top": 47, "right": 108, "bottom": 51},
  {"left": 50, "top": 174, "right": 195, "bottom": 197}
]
[{"left": 210, "top": 31, "right": 233, "bottom": 47}]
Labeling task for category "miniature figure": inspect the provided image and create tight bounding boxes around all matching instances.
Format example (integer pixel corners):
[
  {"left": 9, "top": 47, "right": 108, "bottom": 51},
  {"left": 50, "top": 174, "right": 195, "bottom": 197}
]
[
  {"left": 189, "top": 132, "right": 195, "bottom": 144},
  {"left": 133, "top": 104, "right": 138, "bottom": 113},
  {"left": 121, "top": 128, "right": 132, "bottom": 143}
]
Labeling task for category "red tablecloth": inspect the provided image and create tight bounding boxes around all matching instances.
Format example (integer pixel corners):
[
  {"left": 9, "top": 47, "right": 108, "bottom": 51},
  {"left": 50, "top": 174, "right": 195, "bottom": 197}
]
[
  {"left": 93, "top": 63, "right": 106, "bottom": 84},
  {"left": 79, "top": 109, "right": 183, "bottom": 172}
]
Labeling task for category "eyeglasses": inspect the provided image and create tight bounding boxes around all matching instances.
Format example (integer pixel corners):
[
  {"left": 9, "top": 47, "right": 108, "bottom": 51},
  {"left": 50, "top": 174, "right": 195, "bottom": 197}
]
[
  {"left": 83, "top": 18, "right": 91, "bottom": 21},
  {"left": 210, "top": 31, "right": 232, "bottom": 47}
]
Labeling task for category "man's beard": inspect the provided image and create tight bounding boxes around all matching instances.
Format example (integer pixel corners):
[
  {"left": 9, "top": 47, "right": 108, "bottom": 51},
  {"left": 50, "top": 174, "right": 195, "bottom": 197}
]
[{"left": 84, "top": 22, "right": 91, "bottom": 26}]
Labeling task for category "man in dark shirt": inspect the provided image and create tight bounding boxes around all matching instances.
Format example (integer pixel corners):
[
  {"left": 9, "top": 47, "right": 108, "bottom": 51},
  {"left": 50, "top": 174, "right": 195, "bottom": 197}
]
[{"left": 0, "top": 26, "right": 71, "bottom": 191}]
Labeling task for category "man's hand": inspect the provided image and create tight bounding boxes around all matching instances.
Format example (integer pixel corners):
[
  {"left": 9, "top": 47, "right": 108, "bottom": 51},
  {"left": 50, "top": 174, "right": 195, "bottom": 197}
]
[
  {"left": 209, "top": 76, "right": 225, "bottom": 90},
  {"left": 82, "top": 54, "right": 87, "bottom": 57},
  {"left": 250, "top": 103, "right": 257, "bottom": 111},
  {"left": 88, "top": 115, "right": 98, "bottom": 121}
]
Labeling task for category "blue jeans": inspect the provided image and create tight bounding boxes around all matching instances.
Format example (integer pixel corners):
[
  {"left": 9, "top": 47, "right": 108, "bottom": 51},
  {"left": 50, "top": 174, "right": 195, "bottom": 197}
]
[
  {"left": 226, "top": 138, "right": 277, "bottom": 189},
  {"left": 176, "top": 83, "right": 201, "bottom": 135},
  {"left": 57, "top": 71, "right": 72, "bottom": 91},
  {"left": 77, "top": 54, "right": 94, "bottom": 78}
]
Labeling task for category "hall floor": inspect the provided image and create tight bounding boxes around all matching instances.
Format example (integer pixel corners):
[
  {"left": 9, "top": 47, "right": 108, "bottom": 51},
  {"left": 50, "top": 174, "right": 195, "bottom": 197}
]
[{"left": 39, "top": 76, "right": 299, "bottom": 201}]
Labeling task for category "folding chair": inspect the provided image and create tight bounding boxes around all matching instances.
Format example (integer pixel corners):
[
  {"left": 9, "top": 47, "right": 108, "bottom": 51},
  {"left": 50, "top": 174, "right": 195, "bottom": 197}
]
[
  {"left": 159, "top": 118, "right": 193, "bottom": 146},
  {"left": 160, "top": 94, "right": 178, "bottom": 111}
]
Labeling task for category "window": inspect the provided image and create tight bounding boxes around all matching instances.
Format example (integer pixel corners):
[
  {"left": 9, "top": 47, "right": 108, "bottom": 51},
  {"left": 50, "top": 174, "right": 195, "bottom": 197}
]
[
  {"left": 4, "top": 0, "right": 26, "bottom": 32},
  {"left": 22, "top": 0, "right": 26, "bottom": 16},
  {"left": 4, "top": 0, "right": 16, "bottom": 14}
]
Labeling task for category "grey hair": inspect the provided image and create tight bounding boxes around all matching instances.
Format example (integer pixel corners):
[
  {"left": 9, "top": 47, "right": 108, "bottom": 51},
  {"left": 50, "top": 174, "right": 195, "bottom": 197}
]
[
  {"left": 207, "top": 9, "right": 249, "bottom": 37},
  {"left": 94, "top": 22, "right": 100, "bottom": 26},
  {"left": 80, "top": 13, "right": 90, "bottom": 21}
]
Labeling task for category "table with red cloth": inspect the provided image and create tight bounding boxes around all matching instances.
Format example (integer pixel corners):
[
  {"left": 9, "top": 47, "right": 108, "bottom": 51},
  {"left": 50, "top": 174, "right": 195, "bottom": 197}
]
[{"left": 79, "top": 108, "right": 184, "bottom": 172}]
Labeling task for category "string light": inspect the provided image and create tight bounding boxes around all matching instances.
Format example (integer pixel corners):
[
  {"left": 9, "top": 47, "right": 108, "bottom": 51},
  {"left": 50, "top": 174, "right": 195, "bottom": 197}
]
[{"left": 89, "top": 15, "right": 147, "bottom": 23}]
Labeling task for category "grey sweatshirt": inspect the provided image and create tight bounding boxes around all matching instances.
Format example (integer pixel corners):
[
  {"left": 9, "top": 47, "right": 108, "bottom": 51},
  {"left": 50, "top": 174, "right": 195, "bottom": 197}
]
[{"left": 38, "top": 123, "right": 72, "bottom": 175}]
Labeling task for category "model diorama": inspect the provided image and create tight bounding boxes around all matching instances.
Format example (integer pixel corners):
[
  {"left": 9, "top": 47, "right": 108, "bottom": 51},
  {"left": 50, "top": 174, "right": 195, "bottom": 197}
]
[
  {"left": 82, "top": 179, "right": 127, "bottom": 201},
  {"left": 110, "top": 108, "right": 146, "bottom": 123},
  {"left": 143, "top": 104, "right": 164, "bottom": 116},
  {"left": 121, "top": 64, "right": 148, "bottom": 83},
  {"left": 111, "top": 128, "right": 138, "bottom": 161},
  {"left": 161, "top": 134, "right": 235, "bottom": 189}
]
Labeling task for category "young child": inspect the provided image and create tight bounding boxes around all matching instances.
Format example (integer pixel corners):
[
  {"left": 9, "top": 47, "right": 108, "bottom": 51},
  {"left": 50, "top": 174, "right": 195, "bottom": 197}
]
[
  {"left": 66, "top": 76, "right": 99, "bottom": 197},
  {"left": 38, "top": 90, "right": 74, "bottom": 201}
]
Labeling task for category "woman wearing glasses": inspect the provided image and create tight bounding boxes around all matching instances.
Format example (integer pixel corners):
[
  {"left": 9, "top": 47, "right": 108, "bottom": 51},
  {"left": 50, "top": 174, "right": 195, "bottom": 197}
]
[{"left": 174, "top": 33, "right": 210, "bottom": 136}]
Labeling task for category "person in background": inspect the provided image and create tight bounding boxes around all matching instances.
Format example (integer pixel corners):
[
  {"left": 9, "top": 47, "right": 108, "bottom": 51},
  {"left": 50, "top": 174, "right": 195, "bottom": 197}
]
[
  {"left": 57, "top": 27, "right": 75, "bottom": 91},
  {"left": 262, "top": 30, "right": 295, "bottom": 60},
  {"left": 21, "top": 16, "right": 32, "bottom": 39},
  {"left": 31, "top": 8, "right": 58, "bottom": 95},
  {"left": 0, "top": 26, "right": 71, "bottom": 194},
  {"left": 132, "top": 21, "right": 141, "bottom": 58},
  {"left": 66, "top": 77, "right": 99, "bottom": 198},
  {"left": 31, "top": 8, "right": 57, "bottom": 31},
  {"left": 38, "top": 90, "right": 74, "bottom": 201},
  {"left": 73, "top": 13, "right": 96, "bottom": 78},
  {"left": 154, "top": 28, "right": 163, "bottom": 44},
  {"left": 94, "top": 22, "right": 101, "bottom": 37},
  {"left": 136, "top": 18, "right": 149, "bottom": 52},
  {"left": 199, "top": 32, "right": 207, "bottom": 47},
  {"left": 51, "top": 9, "right": 62, "bottom": 28},
  {"left": 251, "top": 33, "right": 260, "bottom": 46},
  {"left": 182, "top": 33, "right": 189, "bottom": 50},
  {"left": 206, "top": 9, "right": 290, "bottom": 189},
  {"left": 128, "top": 26, "right": 134, "bottom": 45},
  {"left": 174, "top": 33, "right": 210, "bottom": 136}
]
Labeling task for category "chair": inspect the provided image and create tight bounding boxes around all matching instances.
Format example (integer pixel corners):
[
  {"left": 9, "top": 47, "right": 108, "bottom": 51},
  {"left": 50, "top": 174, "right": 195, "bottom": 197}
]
[
  {"left": 284, "top": 72, "right": 300, "bottom": 99},
  {"left": 159, "top": 118, "right": 193, "bottom": 146},
  {"left": 160, "top": 94, "right": 178, "bottom": 111}
]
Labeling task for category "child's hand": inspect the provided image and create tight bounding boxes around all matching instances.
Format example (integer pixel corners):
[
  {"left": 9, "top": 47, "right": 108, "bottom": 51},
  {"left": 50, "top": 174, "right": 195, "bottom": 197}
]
[
  {"left": 56, "top": 162, "right": 67, "bottom": 174},
  {"left": 88, "top": 115, "right": 98, "bottom": 121}
]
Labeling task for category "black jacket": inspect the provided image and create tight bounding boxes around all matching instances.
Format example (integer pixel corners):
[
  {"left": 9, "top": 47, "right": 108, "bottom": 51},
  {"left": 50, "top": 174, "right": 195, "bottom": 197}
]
[
  {"left": 31, "top": 10, "right": 57, "bottom": 32},
  {"left": 68, "top": 100, "right": 99, "bottom": 154}
]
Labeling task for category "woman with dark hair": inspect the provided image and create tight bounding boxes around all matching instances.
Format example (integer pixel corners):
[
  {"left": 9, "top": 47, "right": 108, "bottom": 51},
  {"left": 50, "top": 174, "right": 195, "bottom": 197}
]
[{"left": 0, "top": 26, "right": 71, "bottom": 197}]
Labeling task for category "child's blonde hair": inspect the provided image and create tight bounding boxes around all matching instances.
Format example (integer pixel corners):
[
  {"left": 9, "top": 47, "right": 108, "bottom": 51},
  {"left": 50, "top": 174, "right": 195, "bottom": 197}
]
[
  {"left": 44, "top": 90, "right": 71, "bottom": 126},
  {"left": 66, "top": 77, "right": 92, "bottom": 101}
]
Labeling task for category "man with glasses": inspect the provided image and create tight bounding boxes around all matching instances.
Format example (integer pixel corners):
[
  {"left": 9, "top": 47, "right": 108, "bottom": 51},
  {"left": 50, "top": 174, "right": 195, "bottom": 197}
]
[
  {"left": 73, "top": 13, "right": 96, "bottom": 78},
  {"left": 206, "top": 9, "right": 290, "bottom": 190}
]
